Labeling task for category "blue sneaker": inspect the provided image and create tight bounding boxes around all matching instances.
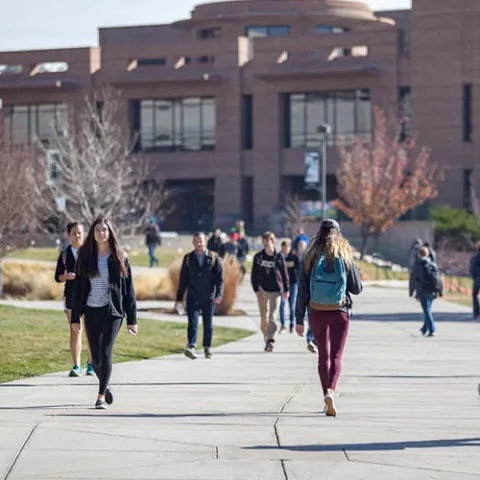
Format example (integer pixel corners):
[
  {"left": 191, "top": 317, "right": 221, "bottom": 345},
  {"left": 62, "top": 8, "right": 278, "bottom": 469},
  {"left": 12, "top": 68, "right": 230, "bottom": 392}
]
[
  {"left": 85, "top": 363, "right": 94, "bottom": 376},
  {"left": 69, "top": 365, "right": 82, "bottom": 377}
]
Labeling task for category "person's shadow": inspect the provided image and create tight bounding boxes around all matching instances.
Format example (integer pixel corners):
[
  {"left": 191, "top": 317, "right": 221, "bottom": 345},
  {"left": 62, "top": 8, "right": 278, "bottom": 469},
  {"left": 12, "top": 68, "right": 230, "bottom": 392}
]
[{"left": 245, "top": 437, "right": 480, "bottom": 452}]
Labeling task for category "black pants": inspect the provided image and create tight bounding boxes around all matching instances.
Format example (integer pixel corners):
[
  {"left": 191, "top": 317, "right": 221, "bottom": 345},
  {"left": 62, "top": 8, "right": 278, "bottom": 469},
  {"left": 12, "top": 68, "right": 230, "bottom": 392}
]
[{"left": 84, "top": 306, "right": 123, "bottom": 396}]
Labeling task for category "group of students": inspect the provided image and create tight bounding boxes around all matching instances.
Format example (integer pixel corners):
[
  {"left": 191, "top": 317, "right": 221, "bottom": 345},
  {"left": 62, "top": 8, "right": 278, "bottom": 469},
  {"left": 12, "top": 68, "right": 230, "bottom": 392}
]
[
  {"left": 57, "top": 216, "right": 363, "bottom": 417},
  {"left": 173, "top": 220, "right": 363, "bottom": 417}
]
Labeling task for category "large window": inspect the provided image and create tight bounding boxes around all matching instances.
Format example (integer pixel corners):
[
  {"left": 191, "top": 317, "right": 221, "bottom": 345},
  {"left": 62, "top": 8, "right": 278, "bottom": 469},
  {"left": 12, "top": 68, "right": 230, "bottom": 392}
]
[
  {"left": 315, "top": 26, "right": 348, "bottom": 34},
  {"left": 463, "top": 84, "right": 472, "bottom": 143},
  {"left": 284, "top": 90, "right": 371, "bottom": 148},
  {"left": 135, "top": 97, "right": 215, "bottom": 152},
  {"left": 246, "top": 25, "right": 290, "bottom": 38},
  {"left": 399, "top": 86, "right": 411, "bottom": 142},
  {"left": 2, "top": 103, "right": 67, "bottom": 145}
]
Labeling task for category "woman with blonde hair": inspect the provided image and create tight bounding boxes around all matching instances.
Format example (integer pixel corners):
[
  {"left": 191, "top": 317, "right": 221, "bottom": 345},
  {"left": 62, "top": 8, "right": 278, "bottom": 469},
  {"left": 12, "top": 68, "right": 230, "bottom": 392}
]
[{"left": 295, "top": 219, "right": 362, "bottom": 417}]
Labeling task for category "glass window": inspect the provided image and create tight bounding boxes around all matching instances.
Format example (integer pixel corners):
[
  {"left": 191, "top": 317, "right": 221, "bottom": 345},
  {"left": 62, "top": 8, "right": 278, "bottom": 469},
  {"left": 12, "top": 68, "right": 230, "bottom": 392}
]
[
  {"left": 137, "top": 97, "right": 215, "bottom": 152},
  {"left": 140, "top": 101, "right": 155, "bottom": 149},
  {"left": 269, "top": 26, "right": 290, "bottom": 37},
  {"left": 356, "top": 90, "right": 371, "bottom": 133},
  {"left": 315, "top": 26, "right": 347, "bottom": 34},
  {"left": 182, "top": 98, "right": 201, "bottom": 151},
  {"left": 305, "top": 93, "right": 325, "bottom": 147},
  {"left": 246, "top": 25, "right": 290, "bottom": 38},
  {"left": 37, "top": 104, "right": 56, "bottom": 141},
  {"left": 202, "top": 98, "right": 215, "bottom": 148},
  {"left": 154, "top": 101, "right": 173, "bottom": 149},
  {"left": 11, "top": 106, "right": 29, "bottom": 144},
  {"left": 137, "top": 58, "right": 166, "bottom": 67},
  {"left": 199, "top": 28, "right": 222, "bottom": 39},
  {"left": 336, "top": 91, "right": 356, "bottom": 136},
  {"left": 290, "top": 94, "right": 305, "bottom": 149},
  {"left": 285, "top": 90, "right": 371, "bottom": 148},
  {"left": 246, "top": 26, "right": 268, "bottom": 38}
]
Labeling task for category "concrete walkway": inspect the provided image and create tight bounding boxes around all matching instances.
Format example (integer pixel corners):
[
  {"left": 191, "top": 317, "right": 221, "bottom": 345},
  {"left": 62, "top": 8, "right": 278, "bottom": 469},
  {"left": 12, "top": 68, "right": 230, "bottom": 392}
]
[{"left": 1, "top": 284, "right": 480, "bottom": 479}]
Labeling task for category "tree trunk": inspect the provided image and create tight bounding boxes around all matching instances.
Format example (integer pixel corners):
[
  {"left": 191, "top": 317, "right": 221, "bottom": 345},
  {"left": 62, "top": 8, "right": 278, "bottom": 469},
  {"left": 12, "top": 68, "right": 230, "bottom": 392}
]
[{"left": 360, "top": 231, "right": 370, "bottom": 259}]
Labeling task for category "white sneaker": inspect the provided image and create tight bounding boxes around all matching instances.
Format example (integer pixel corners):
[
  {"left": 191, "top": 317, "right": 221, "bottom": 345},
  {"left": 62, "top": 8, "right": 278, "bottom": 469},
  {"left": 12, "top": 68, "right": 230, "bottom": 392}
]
[
  {"left": 324, "top": 389, "right": 337, "bottom": 417},
  {"left": 307, "top": 341, "right": 317, "bottom": 353},
  {"left": 184, "top": 347, "right": 198, "bottom": 360}
]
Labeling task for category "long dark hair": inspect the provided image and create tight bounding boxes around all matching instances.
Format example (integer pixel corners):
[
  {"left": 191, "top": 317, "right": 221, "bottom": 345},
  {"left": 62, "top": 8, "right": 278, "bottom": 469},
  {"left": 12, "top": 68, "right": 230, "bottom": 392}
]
[
  {"left": 77, "top": 216, "right": 127, "bottom": 278},
  {"left": 304, "top": 225, "right": 354, "bottom": 274}
]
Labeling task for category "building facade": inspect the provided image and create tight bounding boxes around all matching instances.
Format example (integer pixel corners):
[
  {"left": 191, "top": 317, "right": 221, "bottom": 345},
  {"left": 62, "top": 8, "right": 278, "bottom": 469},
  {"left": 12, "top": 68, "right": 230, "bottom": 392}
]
[{"left": 0, "top": 0, "right": 479, "bottom": 232}]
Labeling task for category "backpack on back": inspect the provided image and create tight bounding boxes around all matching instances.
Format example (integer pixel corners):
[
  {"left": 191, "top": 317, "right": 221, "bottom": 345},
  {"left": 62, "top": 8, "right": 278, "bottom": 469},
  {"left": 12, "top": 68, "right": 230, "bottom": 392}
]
[
  {"left": 421, "top": 260, "right": 442, "bottom": 294},
  {"left": 309, "top": 254, "right": 347, "bottom": 311}
]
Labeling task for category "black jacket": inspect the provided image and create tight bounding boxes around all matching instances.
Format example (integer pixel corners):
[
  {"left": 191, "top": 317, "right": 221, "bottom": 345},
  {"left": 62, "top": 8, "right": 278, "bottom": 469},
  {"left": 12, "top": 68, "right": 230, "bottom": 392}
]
[
  {"left": 207, "top": 236, "right": 225, "bottom": 256},
  {"left": 71, "top": 255, "right": 137, "bottom": 325},
  {"left": 284, "top": 252, "right": 300, "bottom": 285},
  {"left": 295, "top": 260, "right": 363, "bottom": 325},
  {"left": 409, "top": 257, "right": 443, "bottom": 297},
  {"left": 54, "top": 245, "right": 77, "bottom": 300},
  {"left": 251, "top": 249, "right": 289, "bottom": 294},
  {"left": 470, "top": 253, "right": 480, "bottom": 279},
  {"left": 237, "top": 238, "right": 249, "bottom": 262},
  {"left": 176, "top": 250, "right": 224, "bottom": 303}
]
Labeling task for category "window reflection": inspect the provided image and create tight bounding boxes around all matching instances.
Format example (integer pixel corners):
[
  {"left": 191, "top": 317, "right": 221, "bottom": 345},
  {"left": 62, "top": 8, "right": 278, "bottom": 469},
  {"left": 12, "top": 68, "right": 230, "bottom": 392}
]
[
  {"left": 3, "top": 103, "right": 67, "bottom": 144},
  {"left": 138, "top": 97, "right": 215, "bottom": 152},
  {"left": 285, "top": 90, "right": 371, "bottom": 148}
]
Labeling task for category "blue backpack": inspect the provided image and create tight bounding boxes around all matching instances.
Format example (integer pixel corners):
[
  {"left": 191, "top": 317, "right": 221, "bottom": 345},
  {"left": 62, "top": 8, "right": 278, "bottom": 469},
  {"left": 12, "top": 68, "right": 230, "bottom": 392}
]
[{"left": 309, "top": 254, "right": 347, "bottom": 310}]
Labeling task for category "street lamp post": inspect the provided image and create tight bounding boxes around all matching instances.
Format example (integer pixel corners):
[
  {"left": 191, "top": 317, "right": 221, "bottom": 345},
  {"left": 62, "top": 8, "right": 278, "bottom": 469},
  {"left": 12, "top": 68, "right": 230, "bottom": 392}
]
[{"left": 317, "top": 123, "right": 331, "bottom": 220}]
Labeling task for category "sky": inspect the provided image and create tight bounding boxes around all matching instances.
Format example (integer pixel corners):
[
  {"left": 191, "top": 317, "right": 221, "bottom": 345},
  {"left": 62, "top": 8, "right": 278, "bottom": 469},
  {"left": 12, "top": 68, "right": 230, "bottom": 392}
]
[{"left": 0, "top": 0, "right": 411, "bottom": 52}]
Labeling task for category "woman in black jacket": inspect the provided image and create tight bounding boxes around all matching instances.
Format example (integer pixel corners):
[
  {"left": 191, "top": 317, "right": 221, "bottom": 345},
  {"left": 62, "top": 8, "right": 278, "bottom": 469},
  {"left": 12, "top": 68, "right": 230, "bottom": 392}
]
[
  {"left": 54, "top": 222, "right": 93, "bottom": 378},
  {"left": 72, "top": 216, "right": 137, "bottom": 409}
]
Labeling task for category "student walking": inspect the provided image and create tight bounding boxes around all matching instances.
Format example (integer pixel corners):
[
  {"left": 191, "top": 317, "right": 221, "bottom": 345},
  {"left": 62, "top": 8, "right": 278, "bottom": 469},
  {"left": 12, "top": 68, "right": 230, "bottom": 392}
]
[
  {"left": 470, "top": 243, "right": 480, "bottom": 319},
  {"left": 297, "top": 240, "right": 317, "bottom": 353},
  {"left": 237, "top": 230, "right": 250, "bottom": 278},
  {"left": 293, "top": 228, "right": 310, "bottom": 254},
  {"left": 54, "top": 222, "right": 93, "bottom": 377},
  {"left": 145, "top": 217, "right": 161, "bottom": 268},
  {"left": 175, "top": 232, "right": 224, "bottom": 360},
  {"left": 251, "top": 232, "right": 289, "bottom": 352},
  {"left": 410, "top": 246, "right": 443, "bottom": 336},
  {"left": 295, "top": 219, "right": 362, "bottom": 417},
  {"left": 207, "top": 228, "right": 225, "bottom": 256},
  {"left": 72, "top": 217, "right": 137, "bottom": 409},
  {"left": 279, "top": 240, "right": 299, "bottom": 333}
]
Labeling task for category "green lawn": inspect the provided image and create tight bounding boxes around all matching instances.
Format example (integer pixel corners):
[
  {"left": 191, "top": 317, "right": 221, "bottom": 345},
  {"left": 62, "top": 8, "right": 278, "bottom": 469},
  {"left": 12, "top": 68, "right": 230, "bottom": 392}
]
[
  {"left": 7, "top": 247, "right": 182, "bottom": 268},
  {"left": 356, "top": 259, "right": 409, "bottom": 281},
  {"left": 0, "top": 306, "right": 252, "bottom": 384}
]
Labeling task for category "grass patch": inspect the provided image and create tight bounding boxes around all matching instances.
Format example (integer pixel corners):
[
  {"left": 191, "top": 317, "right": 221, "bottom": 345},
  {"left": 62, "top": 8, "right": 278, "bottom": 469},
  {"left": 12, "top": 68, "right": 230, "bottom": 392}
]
[
  {"left": 356, "top": 260, "right": 409, "bottom": 281},
  {"left": 443, "top": 294, "right": 472, "bottom": 308},
  {"left": 0, "top": 305, "right": 252, "bottom": 384},
  {"left": 7, "top": 247, "right": 183, "bottom": 268}
]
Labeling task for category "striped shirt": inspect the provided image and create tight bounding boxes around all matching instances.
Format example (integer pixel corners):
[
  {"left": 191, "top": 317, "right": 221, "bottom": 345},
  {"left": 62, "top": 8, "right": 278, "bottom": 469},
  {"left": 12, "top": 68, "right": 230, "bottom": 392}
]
[{"left": 87, "top": 254, "right": 110, "bottom": 307}]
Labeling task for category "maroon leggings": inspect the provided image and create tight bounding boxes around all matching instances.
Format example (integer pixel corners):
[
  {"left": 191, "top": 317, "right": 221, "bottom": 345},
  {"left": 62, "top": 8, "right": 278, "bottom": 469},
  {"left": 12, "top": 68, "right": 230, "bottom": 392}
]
[{"left": 309, "top": 310, "right": 350, "bottom": 395}]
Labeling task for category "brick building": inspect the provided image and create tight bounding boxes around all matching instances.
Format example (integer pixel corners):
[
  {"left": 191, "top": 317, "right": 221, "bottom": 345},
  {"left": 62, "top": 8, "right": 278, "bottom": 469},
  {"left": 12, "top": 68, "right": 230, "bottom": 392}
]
[{"left": 0, "top": 0, "right": 478, "bottom": 232}]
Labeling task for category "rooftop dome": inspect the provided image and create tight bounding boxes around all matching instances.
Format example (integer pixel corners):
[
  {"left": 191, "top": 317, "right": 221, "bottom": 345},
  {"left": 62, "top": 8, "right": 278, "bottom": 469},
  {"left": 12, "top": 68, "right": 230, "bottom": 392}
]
[{"left": 190, "top": 0, "right": 377, "bottom": 21}]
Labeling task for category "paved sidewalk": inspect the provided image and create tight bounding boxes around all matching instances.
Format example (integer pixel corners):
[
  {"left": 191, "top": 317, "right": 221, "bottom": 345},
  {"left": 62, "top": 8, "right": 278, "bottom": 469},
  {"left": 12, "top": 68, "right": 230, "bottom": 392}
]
[{"left": 1, "top": 285, "right": 480, "bottom": 479}]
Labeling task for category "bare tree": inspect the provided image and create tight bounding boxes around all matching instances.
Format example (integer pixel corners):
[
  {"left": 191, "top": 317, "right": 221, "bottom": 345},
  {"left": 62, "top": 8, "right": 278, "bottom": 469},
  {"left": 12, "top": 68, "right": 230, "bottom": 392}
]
[
  {"left": 39, "top": 87, "right": 168, "bottom": 236},
  {"left": 336, "top": 107, "right": 441, "bottom": 258},
  {"left": 280, "top": 192, "right": 303, "bottom": 238},
  {"left": 0, "top": 131, "right": 38, "bottom": 297}
]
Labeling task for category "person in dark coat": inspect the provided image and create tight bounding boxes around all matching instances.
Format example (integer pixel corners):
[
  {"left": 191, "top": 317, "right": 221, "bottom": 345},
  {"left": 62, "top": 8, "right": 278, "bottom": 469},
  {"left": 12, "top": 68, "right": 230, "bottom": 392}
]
[{"left": 207, "top": 228, "right": 225, "bottom": 256}]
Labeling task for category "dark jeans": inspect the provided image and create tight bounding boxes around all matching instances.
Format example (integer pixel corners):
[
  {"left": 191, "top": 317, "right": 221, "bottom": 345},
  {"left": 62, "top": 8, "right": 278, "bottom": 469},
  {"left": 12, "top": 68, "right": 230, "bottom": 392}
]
[
  {"left": 306, "top": 325, "right": 315, "bottom": 343},
  {"left": 280, "top": 283, "right": 298, "bottom": 328},
  {"left": 84, "top": 306, "right": 123, "bottom": 396},
  {"left": 147, "top": 243, "right": 158, "bottom": 267},
  {"left": 473, "top": 279, "right": 480, "bottom": 317},
  {"left": 309, "top": 310, "right": 350, "bottom": 395},
  {"left": 186, "top": 297, "right": 215, "bottom": 349},
  {"left": 419, "top": 293, "right": 436, "bottom": 334}
]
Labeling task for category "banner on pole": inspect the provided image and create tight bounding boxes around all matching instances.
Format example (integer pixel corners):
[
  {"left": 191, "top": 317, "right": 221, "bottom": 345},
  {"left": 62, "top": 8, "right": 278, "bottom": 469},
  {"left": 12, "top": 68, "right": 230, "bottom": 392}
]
[{"left": 304, "top": 151, "right": 320, "bottom": 185}]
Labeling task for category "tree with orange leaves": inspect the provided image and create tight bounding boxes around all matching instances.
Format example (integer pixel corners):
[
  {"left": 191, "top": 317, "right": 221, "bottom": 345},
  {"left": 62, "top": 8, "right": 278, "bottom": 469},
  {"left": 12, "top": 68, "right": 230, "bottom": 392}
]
[{"left": 335, "top": 106, "right": 441, "bottom": 258}]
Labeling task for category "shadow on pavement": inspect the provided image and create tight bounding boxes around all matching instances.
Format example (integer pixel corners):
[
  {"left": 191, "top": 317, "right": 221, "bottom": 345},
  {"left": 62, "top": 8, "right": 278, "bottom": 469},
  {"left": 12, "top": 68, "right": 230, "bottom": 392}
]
[
  {"left": 246, "top": 437, "right": 480, "bottom": 452},
  {"left": 353, "top": 312, "right": 473, "bottom": 323}
]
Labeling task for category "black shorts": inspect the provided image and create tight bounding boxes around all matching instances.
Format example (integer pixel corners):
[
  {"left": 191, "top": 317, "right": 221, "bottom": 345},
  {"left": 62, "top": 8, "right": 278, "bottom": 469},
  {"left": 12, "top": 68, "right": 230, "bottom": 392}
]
[{"left": 64, "top": 296, "right": 74, "bottom": 311}]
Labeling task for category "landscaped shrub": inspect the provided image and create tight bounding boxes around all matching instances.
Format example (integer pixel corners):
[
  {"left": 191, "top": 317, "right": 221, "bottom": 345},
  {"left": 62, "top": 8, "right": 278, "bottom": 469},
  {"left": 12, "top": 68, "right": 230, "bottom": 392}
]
[
  {"left": 1, "top": 261, "right": 172, "bottom": 301},
  {"left": 168, "top": 253, "right": 242, "bottom": 316}
]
